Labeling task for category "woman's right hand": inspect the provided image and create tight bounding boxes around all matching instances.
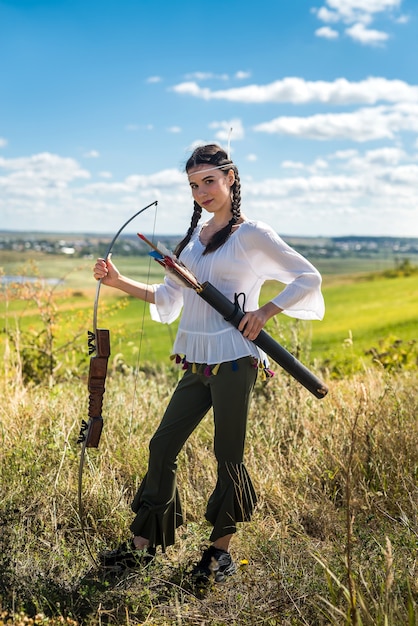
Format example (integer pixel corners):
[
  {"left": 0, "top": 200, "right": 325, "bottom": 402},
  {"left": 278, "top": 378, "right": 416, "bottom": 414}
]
[
  {"left": 93, "top": 257, "right": 154, "bottom": 303},
  {"left": 93, "top": 256, "right": 120, "bottom": 287}
]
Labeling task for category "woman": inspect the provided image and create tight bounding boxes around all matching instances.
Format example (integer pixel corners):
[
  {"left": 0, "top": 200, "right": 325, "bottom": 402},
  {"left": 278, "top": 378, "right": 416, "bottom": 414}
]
[{"left": 93, "top": 144, "right": 325, "bottom": 583}]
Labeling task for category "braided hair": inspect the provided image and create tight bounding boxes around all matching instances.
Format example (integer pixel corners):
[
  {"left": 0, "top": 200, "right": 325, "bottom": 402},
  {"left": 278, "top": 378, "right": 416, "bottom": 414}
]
[{"left": 174, "top": 144, "right": 242, "bottom": 257}]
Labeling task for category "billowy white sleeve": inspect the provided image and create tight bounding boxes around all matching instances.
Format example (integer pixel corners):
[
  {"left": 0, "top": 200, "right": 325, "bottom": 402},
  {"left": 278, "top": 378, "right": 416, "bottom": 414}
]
[
  {"left": 149, "top": 275, "right": 184, "bottom": 324},
  {"left": 242, "top": 223, "right": 325, "bottom": 320}
]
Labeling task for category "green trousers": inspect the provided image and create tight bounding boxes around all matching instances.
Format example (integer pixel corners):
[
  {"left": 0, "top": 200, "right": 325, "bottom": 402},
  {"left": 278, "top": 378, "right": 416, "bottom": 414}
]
[{"left": 130, "top": 356, "right": 258, "bottom": 550}]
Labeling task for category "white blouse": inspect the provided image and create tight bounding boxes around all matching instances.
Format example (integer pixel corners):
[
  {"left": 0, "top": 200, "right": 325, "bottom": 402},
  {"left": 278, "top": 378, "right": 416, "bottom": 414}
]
[{"left": 150, "top": 219, "right": 325, "bottom": 366}]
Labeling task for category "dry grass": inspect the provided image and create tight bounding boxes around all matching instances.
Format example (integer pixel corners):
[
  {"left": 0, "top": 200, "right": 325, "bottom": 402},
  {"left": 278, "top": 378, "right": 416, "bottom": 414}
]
[{"left": 1, "top": 362, "right": 417, "bottom": 625}]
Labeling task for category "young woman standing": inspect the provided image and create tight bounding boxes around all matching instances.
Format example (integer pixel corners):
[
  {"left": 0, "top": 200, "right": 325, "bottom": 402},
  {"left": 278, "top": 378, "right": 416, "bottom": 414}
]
[{"left": 93, "top": 144, "right": 325, "bottom": 583}]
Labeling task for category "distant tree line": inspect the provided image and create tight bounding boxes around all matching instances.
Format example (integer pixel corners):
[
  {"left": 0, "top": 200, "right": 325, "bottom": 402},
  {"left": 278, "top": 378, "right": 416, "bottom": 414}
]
[{"left": 1, "top": 232, "right": 418, "bottom": 261}]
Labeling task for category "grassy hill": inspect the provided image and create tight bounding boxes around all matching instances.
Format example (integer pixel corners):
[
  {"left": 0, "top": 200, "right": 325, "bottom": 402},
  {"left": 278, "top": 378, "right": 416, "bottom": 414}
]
[{"left": 0, "top": 249, "right": 417, "bottom": 625}]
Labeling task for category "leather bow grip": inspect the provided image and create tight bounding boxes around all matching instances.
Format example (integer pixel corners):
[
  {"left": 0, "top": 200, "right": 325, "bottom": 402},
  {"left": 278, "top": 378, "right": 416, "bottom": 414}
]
[{"left": 86, "top": 328, "right": 110, "bottom": 448}]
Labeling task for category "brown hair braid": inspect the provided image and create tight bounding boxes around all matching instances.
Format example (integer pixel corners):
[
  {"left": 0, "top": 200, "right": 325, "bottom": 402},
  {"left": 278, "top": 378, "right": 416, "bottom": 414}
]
[{"left": 174, "top": 144, "right": 242, "bottom": 257}]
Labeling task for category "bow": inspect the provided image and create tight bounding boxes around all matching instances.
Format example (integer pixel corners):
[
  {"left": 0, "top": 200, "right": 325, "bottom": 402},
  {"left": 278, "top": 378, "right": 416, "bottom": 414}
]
[{"left": 77, "top": 201, "right": 158, "bottom": 564}]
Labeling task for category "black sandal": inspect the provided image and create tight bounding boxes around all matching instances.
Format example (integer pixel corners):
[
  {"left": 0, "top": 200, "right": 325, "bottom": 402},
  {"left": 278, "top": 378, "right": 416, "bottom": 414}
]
[{"left": 99, "top": 540, "right": 156, "bottom": 569}]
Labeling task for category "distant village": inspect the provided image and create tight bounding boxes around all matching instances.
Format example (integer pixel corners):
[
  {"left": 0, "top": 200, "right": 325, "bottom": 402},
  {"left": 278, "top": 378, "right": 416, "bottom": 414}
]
[{"left": 1, "top": 231, "right": 418, "bottom": 262}]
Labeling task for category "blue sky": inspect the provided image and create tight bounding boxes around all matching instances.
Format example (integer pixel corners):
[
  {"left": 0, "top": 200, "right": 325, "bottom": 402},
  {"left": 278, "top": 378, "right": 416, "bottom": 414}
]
[{"left": 1, "top": 0, "right": 417, "bottom": 238}]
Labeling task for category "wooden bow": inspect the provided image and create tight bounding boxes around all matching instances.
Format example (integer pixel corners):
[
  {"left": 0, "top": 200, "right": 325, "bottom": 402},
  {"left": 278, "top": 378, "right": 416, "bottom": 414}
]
[{"left": 77, "top": 201, "right": 158, "bottom": 563}]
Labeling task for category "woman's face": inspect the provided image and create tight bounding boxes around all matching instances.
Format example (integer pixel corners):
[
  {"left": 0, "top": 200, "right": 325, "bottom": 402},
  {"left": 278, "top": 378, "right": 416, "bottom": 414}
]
[{"left": 188, "top": 165, "right": 235, "bottom": 218}]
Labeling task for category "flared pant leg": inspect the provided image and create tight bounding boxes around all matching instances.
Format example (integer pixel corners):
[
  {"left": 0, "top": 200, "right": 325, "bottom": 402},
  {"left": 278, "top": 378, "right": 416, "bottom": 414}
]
[
  {"left": 130, "top": 366, "right": 213, "bottom": 549},
  {"left": 204, "top": 357, "right": 258, "bottom": 541}
]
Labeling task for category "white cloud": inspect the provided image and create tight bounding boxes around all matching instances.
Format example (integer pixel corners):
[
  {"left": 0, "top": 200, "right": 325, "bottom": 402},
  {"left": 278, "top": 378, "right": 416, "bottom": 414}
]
[
  {"left": 313, "top": 0, "right": 404, "bottom": 46},
  {"left": 1, "top": 148, "right": 417, "bottom": 237},
  {"left": 395, "top": 14, "right": 409, "bottom": 23},
  {"left": 314, "top": 158, "right": 329, "bottom": 169},
  {"left": 0, "top": 137, "right": 7, "bottom": 148},
  {"left": 281, "top": 158, "right": 329, "bottom": 174},
  {"left": 245, "top": 174, "right": 362, "bottom": 198},
  {"left": 123, "top": 169, "right": 184, "bottom": 190},
  {"left": 183, "top": 71, "right": 251, "bottom": 82},
  {"left": 0, "top": 156, "right": 187, "bottom": 233},
  {"left": 315, "top": 6, "right": 341, "bottom": 23},
  {"left": 0, "top": 153, "right": 90, "bottom": 183},
  {"left": 363, "top": 147, "right": 406, "bottom": 164},
  {"left": 282, "top": 160, "right": 306, "bottom": 169},
  {"left": 317, "top": 0, "right": 401, "bottom": 23},
  {"left": 172, "top": 82, "right": 210, "bottom": 98},
  {"left": 83, "top": 150, "right": 100, "bottom": 158},
  {"left": 253, "top": 103, "right": 418, "bottom": 142},
  {"left": 0, "top": 153, "right": 93, "bottom": 228},
  {"left": 246, "top": 153, "right": 258, "bottom": 162},
  {"left": 332, "top": 147, "right": 407, "bottom": 173},
  {"left": 235, "top": 71, "right": 251, "bottom": 80},
  {"left": 125, "top": 124, "right": 154, "bottom": 132},
  {"left": 315, "top": 26, "right": 339, "bottom": 39},
  {"left": 172, "top": 77, "right": 418, "bottom": 105},
  {"left": 146, "top": 76, "right": 162, "bottom": 83},
  {"left": 387, "top": 164, "right": 418, "bottom": 183},
  {"left": 209, "top": 119, "right": 245, "bottom": 142},
  {"left": 238, "top": 152, "right": 417, "bottom": 236},
  {"left": 332, "top": 149, "right": 359, "bottom": 159},
  {"left": 167, "top": 126, "right": 182, "bottom": 133},
  {"left": 345, "top": 22, "right": 389, "bottom": 45},
  {"left": 184, "top": 72, "right": 229, "bottom": 81}
]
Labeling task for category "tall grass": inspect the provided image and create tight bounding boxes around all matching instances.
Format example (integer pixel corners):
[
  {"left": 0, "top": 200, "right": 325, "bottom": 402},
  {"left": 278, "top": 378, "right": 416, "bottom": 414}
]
[
  {"left": 1, "top": 357, "right": 417, "bottom": 625},
  {"left": 1, "top": 262, "right": 417, "bottom": 624}
]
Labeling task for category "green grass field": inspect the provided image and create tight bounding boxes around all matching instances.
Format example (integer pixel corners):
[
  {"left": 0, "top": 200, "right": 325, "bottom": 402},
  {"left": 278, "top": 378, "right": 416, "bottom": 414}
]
[{"left": 1, "top": 251, "right": 416, "bottom": 376}]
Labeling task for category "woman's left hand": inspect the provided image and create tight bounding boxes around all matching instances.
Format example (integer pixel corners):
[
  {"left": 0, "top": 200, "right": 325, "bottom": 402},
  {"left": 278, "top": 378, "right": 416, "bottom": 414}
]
[{"left": 238, "top": 302, "right": 283, "bottom": 341}]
